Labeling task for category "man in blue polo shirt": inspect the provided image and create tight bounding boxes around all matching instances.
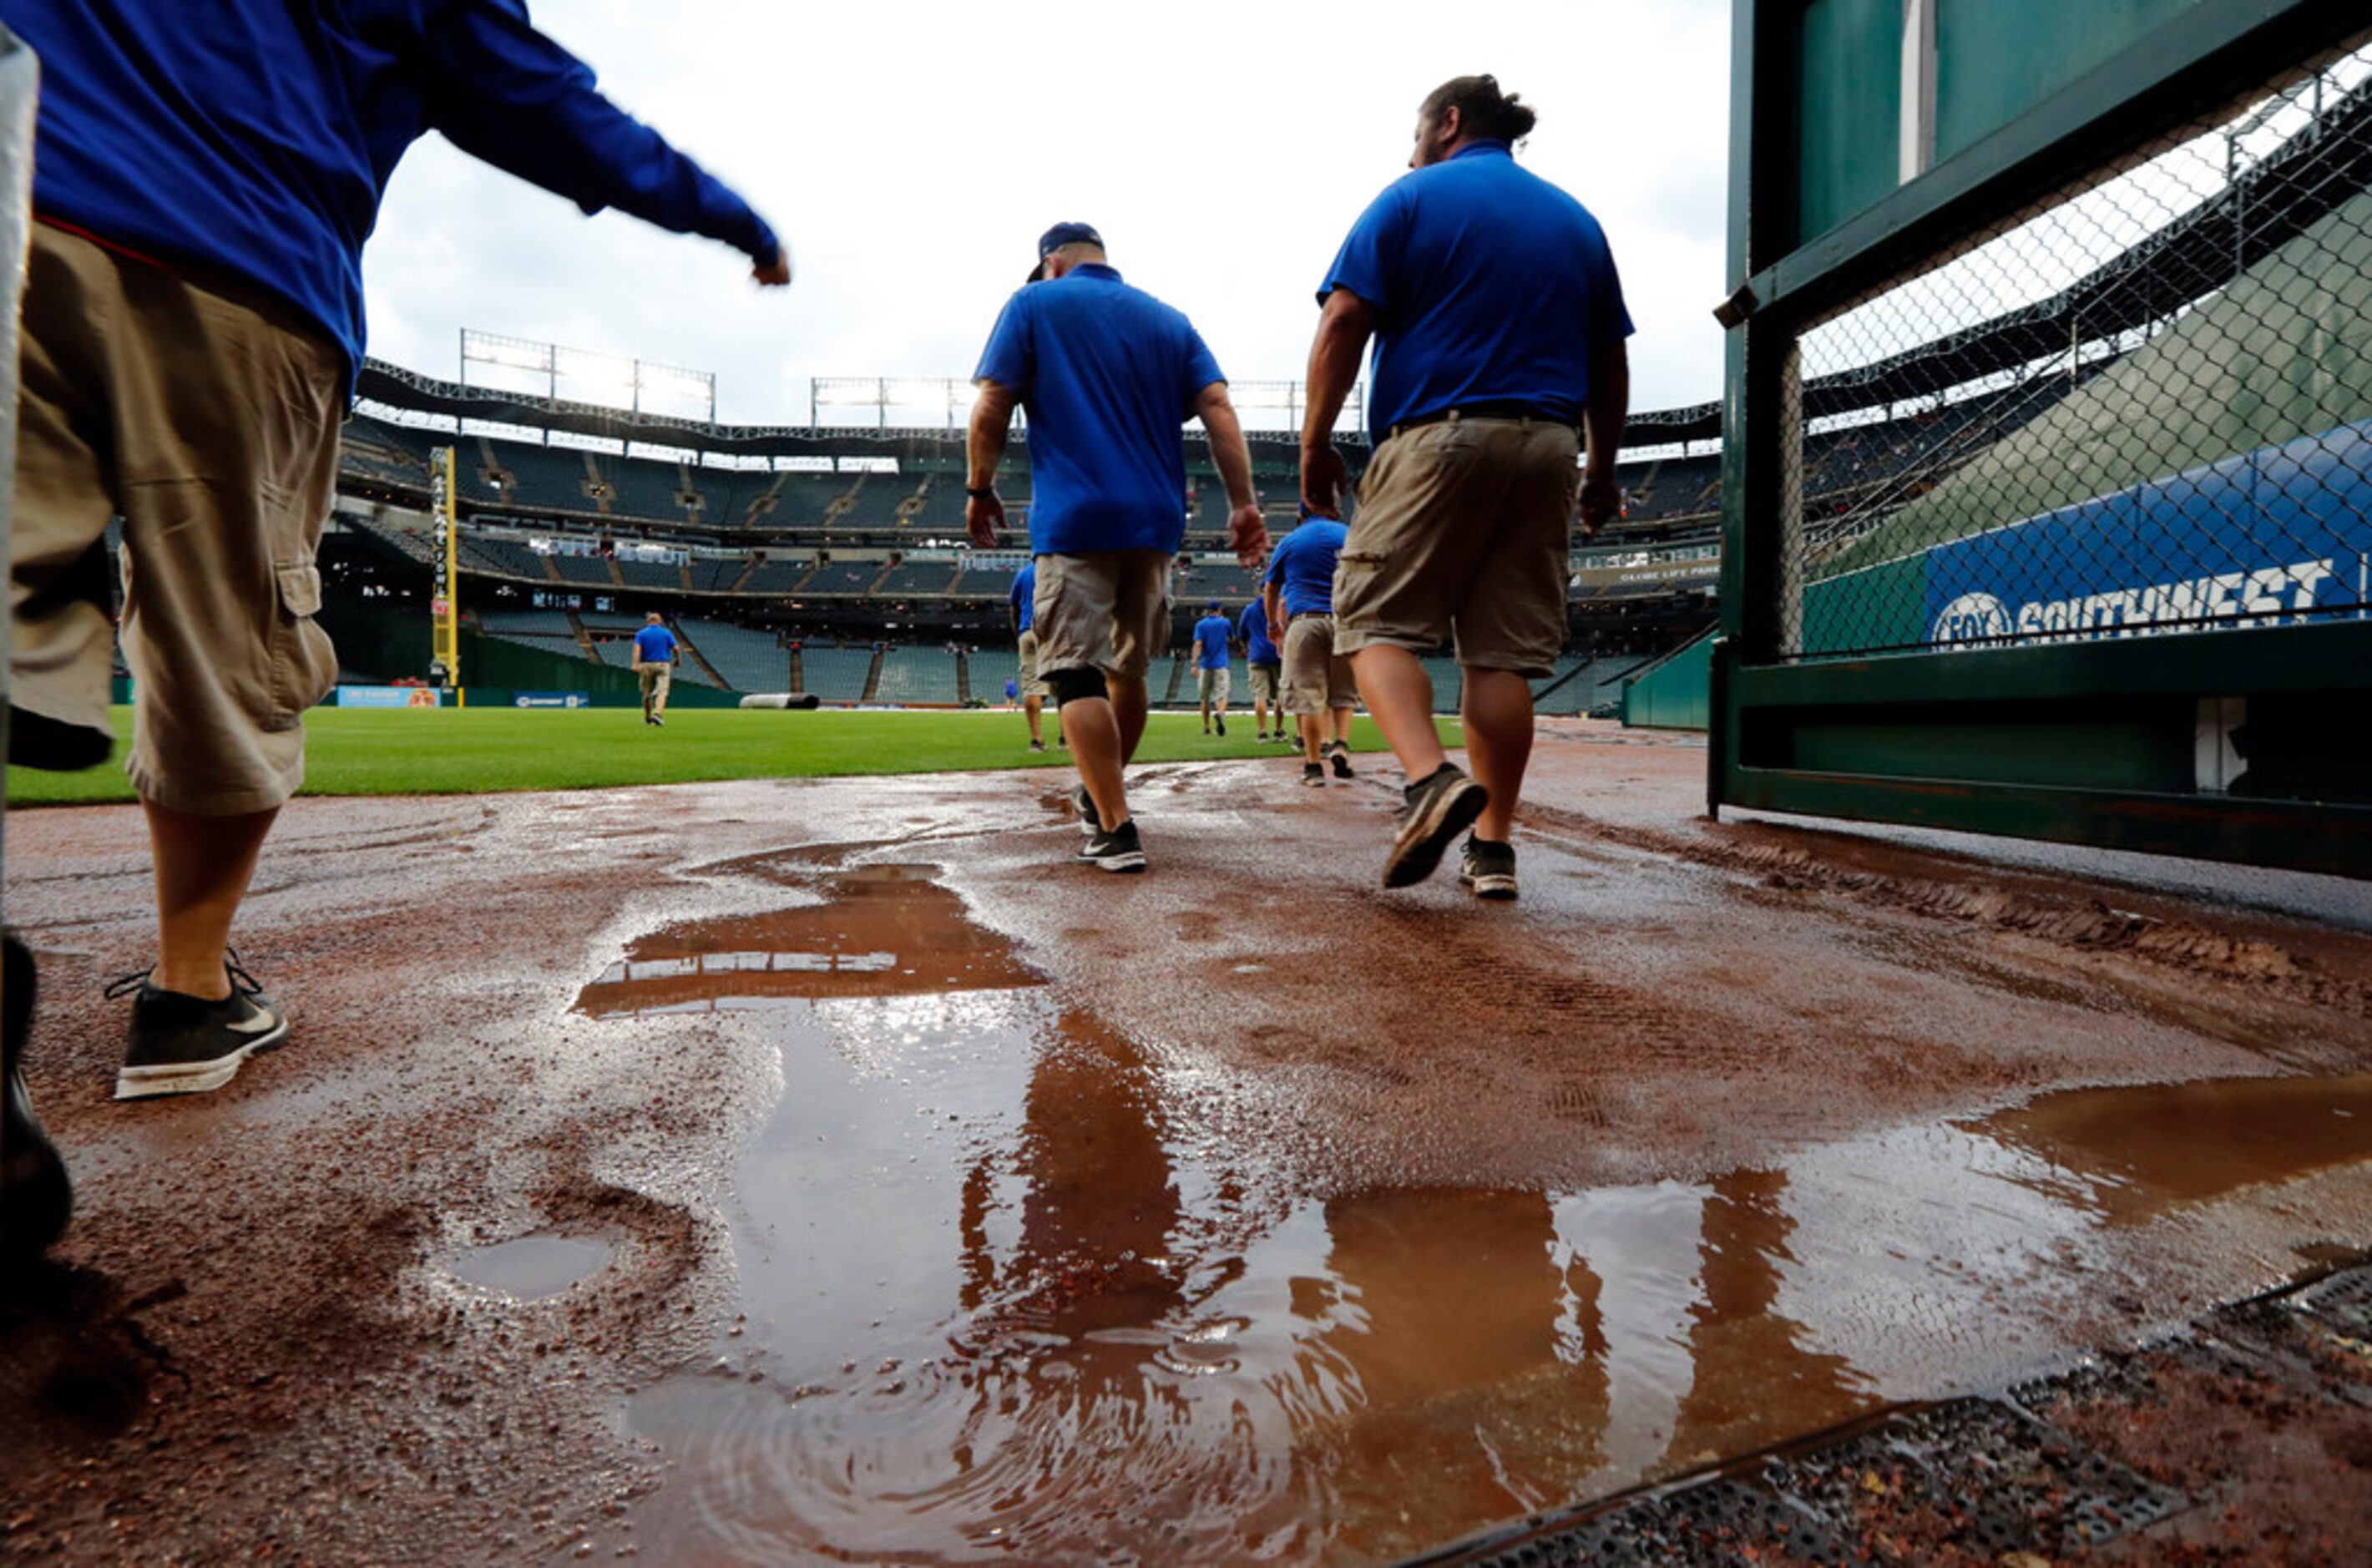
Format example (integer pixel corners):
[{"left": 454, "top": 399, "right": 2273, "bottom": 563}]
[
  {"left": 1192, "top": 602, "right": 1233, "bottom": 736},
  {"left": 1300, "top": 73, "right": 1631, "bottom": 901},
  {"left": 633, "top": 613, "right": 679, "bottom": 726},
  {"left": 1009, "top": 560, "right": 1054, "bottom": 751},
  {"left": 1237, "top": 591, "right": 1282, "bottom": 742},
  {"left": 1265, "top": 510, "right": 1359, "bottom": 787},
  {"left": 967, "top": 222, "right": 1266, "bottom": 873},
  {"left": 4, "top": 0, "right": 789, "bottom": 1133}
]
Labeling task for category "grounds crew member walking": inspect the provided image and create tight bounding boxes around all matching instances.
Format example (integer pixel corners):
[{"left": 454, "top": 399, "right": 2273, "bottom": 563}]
[
  {"left": 1010, "top": 560, "right": 1053, "bottom": 751},
  {"left": 1193, "top": 602, "right": 1233, "bottom": 736},
  {"left": 1299, "top": 73, "right": 1631, "bottom": 898},
  {"left": 1238, "top": 591, "right": 1282, "bottom": 742},
  {"left": 1265, "top": 509, "right": 1360, "bottom": 787},
  {"left": 4, "top": 0, "right": 790, "bottom": 1136},
  {"left": 633, "top": 612, "right": 679, "bottom": 726},
  {"left": 968, "top": 221, "right": 1266, "bottom": 873}
]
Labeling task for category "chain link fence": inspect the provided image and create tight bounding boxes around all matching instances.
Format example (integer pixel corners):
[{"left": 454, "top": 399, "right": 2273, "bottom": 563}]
[{"left": 1779, "top": 33, "right": 2372, "bottom": 661}]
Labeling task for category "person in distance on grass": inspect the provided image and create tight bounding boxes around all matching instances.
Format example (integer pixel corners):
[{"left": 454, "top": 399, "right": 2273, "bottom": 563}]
[
  {"left": 1192, "top": 600, "right": 1232, "bottom": 736},
  {"left": 1009, "top": 559, "right": 1055, "bottom": 752},
  {"left": 968, "top": 222, "right": 1267, "bottom": 873},
  {"left": 4, "top": 0, "right": 791, "bottom": 1127},
  {"left": 1266, "top": 506, "right": 1360, "bottom": 788},
  {"left": 633, "top": 612, "right": 679, "bottom": 727},
  {"left": 1237, "top": 588, "right": 1282, "bottom": 742},
  {"left": 1300, "top": 73, "right": 1631, "bottom": 900}
]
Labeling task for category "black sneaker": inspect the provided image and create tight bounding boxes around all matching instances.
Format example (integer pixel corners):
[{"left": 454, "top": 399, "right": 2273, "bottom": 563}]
[
  {"left": 1075, "top": 818, "right": 1146, "bottom": 873},
  {"left": 1075, "top": 783, "right": 1102, "bottom": 837},
  {"left": 1301, "top": 762, "right": 1327, "bottom": 787},
  {"left": 109, "top": 954, "right": 290, "bottom": 1100},
  {"left": 3, "top": 934, "right": 71, "bottom": 1260},
  {"left": 1383, "top": 764, "right": 1489, "bottom": 889},
  {"left": 1214, "top": 716, "right": 1226, "bottom": 736},
  {"left": 1029, "top": 740, "right": 1048, "bottom": 753},
  {"left": 651, "top": 715, "right": 665, "bottom": 728},
  {"left": 1459, "top": 835, "right": 1520, "bottom": 901},
  {"left": 1328, "top": 742, "right": 1355, "bottom": 781}
]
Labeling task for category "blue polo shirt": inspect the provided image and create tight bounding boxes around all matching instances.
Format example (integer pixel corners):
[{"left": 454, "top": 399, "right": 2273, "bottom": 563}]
[
  {"left": 974, "top": 264, "right": 1224, "bottom": 555},
  {"left": 633, "top": 624, "right": 677, "bottom": 662},
  {"left": 1318, "top": 141, "right": 1632, "bottom": 445},
  {"left": 1192, "top": 615, "right": 1232, "bottom": 670},
  {"left": 1010, "top": 563, "right": 1037, "bottom": 633},
  {"left": 1238, "top": 598, "right": 1277, "bottom": 665},
  {"left": 13, "top": 0, "right": 781, "bottom": 392},
  {"left": 1266, "top": 519, "right": 1348, "bottom": 619}
]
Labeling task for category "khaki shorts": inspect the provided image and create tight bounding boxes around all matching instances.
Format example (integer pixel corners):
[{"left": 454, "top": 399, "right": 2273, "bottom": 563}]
[
  {"left": 1247, "top": 662, "right": 1279, "bottom": 706},
  {"left": 1196, "top": 665, "right": 1230, "bottom": 705},
  {"left": 1281, "top": 615, "right": 1357, "bottom": 715},
  {"left": 13, "top": 224, "right": 341, "bottom": 812},
  {"left": 1333, "top": 415, "right": 1579, "bottom": 680},
  {"left": 1032, "top": 549, "right": 1171, "bottom": 685},
  {"left": 1014, "top": 629, "right": 1047, "bottom": 699},
  {"left": 638, "top": 661, "right": 672, "bottom": 702}
]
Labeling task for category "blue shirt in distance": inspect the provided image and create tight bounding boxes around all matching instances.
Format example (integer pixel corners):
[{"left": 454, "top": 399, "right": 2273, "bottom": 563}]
[
  {"left": 13, "top": 0, "right": 781, "bottom": 391},
  {"left": 1238, "top": 597, "right": 1278, "bottom": 665},
  {"left": 974, "top": 263, "right": 1224, "bottom": 556},
  {"left": 1010, "top": 562, "right": 1037, "bottom": 633},
  {"left": 1266, "top": 518, "right": 1348, "bottom": 619},
  {"left": 632, "top": 624, "right": 678, "bottom": 663},
  {"left": 1319, "top": 141, "right": 1632, "bottom": 445},
  {"left": 1192, "top": 614, "right": 1232, "bottom": 670}
]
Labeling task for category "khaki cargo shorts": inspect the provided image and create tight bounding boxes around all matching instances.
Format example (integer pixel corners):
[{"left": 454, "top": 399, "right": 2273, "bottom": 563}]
[
  {"left": 637, "top": 661, "right": 672, "bottom": 701},
  {"left": 1196, "top": 665, "right": 1230, "bottom": 705},
  {"left": 1014, "top": 628, "right": 1048, "bottom": 699},
  {"left": 1247, "top": 662, "right": 1278, "bottom": 706},
  {"left": 12, "top": 223, "right": 341, "bottom": 813},
  {"left": 1332, "top": 414, "right": 1580, "bottom": 680},
  {"left": 1281, "top": 614, "right": 1357, "bottom": 715},
  {"left": 1031, "top": 549, "right": 1171, "bottom": 685}
]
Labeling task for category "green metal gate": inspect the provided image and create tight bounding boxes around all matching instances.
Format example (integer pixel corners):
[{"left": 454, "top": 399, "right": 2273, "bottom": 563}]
[{"left": 1713, "top": 0, "right": 2372, "bottom": 878}]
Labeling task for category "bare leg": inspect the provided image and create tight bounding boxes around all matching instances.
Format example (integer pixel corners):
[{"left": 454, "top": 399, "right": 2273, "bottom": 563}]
[
  {"left": 1298, "top": 711, "right": 1323, "bottom": 764},
  {"left": 144, "top": 801, "right": 277, "bottom": 1000},
  {"left": 1460, "top": 667, "right": 1535, "bottom": 842},
  {"left": 1024, "top": 694, "right": 1044, "bottom": 746},
  {"left": 1330, "top": 706, "right": 1355, "bottom": 747},
  {"left": 1349, "top": 645, "right": 1446, "bottom": 781},
  {"left": 1107, "top": 670, "right": 1149, "bottom": 763}
]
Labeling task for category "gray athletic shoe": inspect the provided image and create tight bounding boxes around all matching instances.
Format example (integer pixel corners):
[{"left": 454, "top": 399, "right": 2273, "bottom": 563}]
[
  {"left": 1327, "top": 741, "right": 1355, "bottom": 781},
  {"left": 109, "top": 955, "right": 290, "bottom": 1100},
  {"left": 1383, "top": 764, "right": 1489, "bottom": 889},
  {"left": 1459, "top": 834, "right": 1520, "bottom": 901},
  {"left": 1301, "top": 761, "right": 1328, "bottom": 787},
  {"left": 1075, "top": 818, "right": 1146, "bottom": 873}
]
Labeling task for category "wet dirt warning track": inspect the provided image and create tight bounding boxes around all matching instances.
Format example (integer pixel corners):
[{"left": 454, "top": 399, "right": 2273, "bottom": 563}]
[{"left": 6, "top": 722, "right": 2372, "bottom": 1565}]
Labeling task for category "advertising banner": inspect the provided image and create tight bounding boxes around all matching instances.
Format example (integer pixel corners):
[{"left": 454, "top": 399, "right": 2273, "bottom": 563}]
[
  {"left": 513, "top": 691, "right": 591, "bottom": 709},
  {"left": 338, "top": 686, "right": 445, "bottom": 708},
  {"left": 430, "top": 445, "right": 461, "bottom": 683}
]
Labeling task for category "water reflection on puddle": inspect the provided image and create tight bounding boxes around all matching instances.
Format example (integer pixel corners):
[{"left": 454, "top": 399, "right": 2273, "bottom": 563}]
[
  {"left": 593, "top": 873, "right": 2372, "bottom": 1564},
  {"left": 448, "top": 1233, "right": 611, "bottom": 1302}
]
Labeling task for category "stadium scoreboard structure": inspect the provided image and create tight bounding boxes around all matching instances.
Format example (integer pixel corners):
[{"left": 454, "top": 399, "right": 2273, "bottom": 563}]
[{"left": 1714, "top": 0, "right": 2372, "bottom": 878}]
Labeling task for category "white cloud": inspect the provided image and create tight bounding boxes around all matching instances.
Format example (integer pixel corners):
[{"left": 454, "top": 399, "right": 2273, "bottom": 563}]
[{"left": 364, "top": 0, "right": 1732, "bottom": 427}]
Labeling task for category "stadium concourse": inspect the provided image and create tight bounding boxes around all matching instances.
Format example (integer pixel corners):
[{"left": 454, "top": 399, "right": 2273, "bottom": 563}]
[{"left": 6, "top": 716, "right": 2372, "bottom": 1562}]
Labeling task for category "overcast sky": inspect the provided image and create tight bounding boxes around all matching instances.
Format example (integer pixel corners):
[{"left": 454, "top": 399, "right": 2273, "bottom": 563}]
[{"left": 362, "top": 0, "right": 1734, "bottom": 431}]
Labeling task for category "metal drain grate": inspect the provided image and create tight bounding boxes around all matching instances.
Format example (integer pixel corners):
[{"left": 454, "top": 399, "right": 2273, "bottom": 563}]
[
  {"left": 1758, "top": 1399, "right": 2190, "bottom": 1558},
  {"left": 2298, "top": 1267, "right": 2372, "bottom": 1340},
  {"left": 1454, "top": 1477, "right": 1854, "bottom": 1567}
]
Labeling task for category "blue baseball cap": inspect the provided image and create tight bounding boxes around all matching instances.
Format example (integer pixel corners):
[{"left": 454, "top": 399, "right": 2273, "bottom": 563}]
[{"left": 1028, "top": 220, "right": 1103, "bottom": 281}]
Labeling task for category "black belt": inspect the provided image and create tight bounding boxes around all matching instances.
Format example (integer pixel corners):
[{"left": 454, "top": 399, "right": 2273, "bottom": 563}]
[{"left": 1387, "top": 402, "right": 1578, "bottom": 441}]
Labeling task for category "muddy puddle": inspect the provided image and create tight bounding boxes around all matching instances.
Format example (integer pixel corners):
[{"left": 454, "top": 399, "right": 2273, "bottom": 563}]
[
  {"left": 584, "top": 868, "right": 2372, "bottom": 1565},
  {"left": 448, "top": 1233, "right": 613, "bottom": 1302}
]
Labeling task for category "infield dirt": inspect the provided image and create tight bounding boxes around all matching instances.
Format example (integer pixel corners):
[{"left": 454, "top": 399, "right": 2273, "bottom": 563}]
[{"left": 5, "top": 720, "right": 2369, "bottom": 1563}]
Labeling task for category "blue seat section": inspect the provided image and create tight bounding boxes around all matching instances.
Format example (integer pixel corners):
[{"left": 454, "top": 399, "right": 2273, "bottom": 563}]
[
  {"left": 873, "top": 559, "right": 958, "bottom": 595},
  {"left": 458, "top": 535, "right": 548, "bottom": 579},
  {"left": 1417, "top": 655, "right": 1463, "bottom": 714},
  {"left": 552, "top": 554, "right": 614, "bottom": 586},
  {"left": 740, "top": 558, "right": 808, "bottom": 594},
  {"left": 872, "top": 647, "right": 958, "bottom": 704},
  {"left": 801, "top": 561, "right": 880, "bottom": 595},
  {"left": 476, "top": 607, "right": 575, "bottom": 637},
  {"left": 798, "top": 646, "right": 875, "bottom": 701},
  {"left": 680, "top": 619, "right": 786, "bottom": 693},
  {"left": 615, "top": 558, "right": 682, "bottom": 590}
]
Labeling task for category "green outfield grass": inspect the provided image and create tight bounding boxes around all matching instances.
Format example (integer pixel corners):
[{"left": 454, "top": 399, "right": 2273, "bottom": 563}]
[{"left": 5, "top": 706, "right": 1463, "bottom": 805}]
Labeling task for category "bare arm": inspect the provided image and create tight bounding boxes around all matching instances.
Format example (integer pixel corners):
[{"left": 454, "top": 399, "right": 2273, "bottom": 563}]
[
  {"left": 966, "top": 382, "right": 1017, "bottom": 548},
  {"left": 1264, "top": 579, "right": 1284, "bottom": 639},
  {"left": 1578, "top": 340, "right": 1630, "bottom": 537},
  {"left": 1196, "top": 382, "right": 1268, "bottom": 568},
  {"left": 1300, "top": 289, "right": 1378, "bottom": 515}
]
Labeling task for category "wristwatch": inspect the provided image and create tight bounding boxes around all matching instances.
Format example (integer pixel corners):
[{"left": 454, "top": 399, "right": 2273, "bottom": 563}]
[{"left": 965, "top": 485, "right": 995, "bottom": 499}]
